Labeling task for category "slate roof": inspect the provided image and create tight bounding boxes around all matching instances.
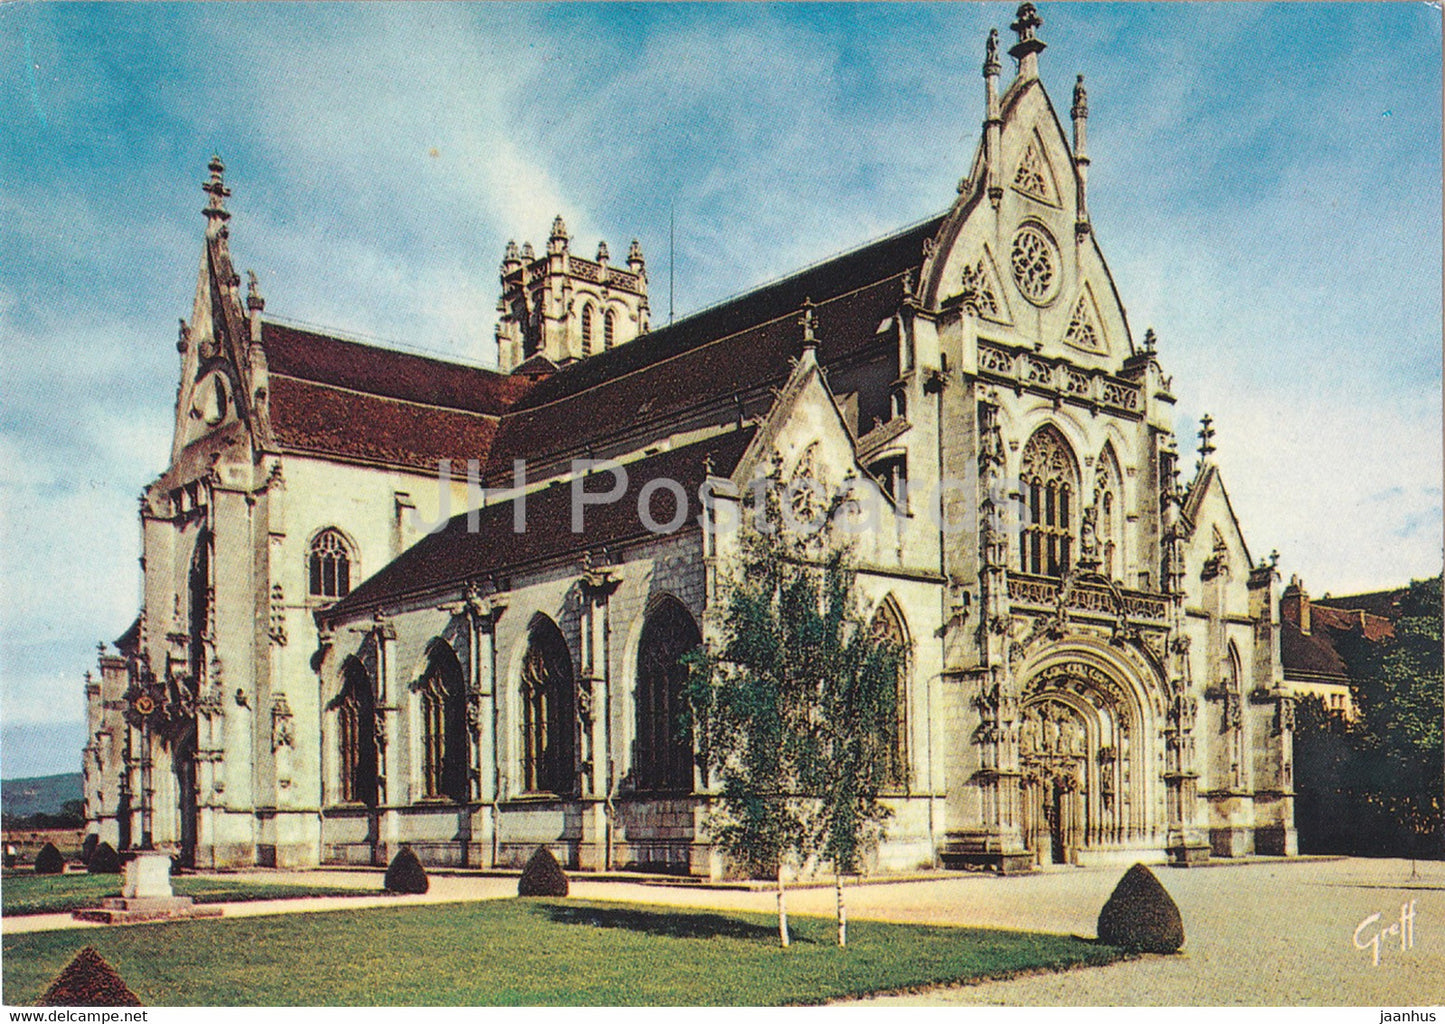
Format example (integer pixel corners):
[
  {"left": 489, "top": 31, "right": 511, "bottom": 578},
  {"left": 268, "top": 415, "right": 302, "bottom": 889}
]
[{"left": 322, "top": 426, "right": 758, "bottom": 619}]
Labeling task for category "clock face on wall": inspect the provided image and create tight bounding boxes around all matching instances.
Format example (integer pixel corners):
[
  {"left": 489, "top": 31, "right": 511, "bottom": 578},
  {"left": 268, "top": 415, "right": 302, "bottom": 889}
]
[{"left": 1010, "top": 223, "right": 1060, "bottom": 307}]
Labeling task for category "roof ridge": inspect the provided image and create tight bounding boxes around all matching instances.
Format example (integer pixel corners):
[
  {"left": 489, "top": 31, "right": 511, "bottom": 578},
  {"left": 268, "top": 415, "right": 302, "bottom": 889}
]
[
  {"left": 504, "top": 267, "right": 916, "bottom": 421},
  {"left": 262, "top": 315, "right": 504, "bottom": 375}
]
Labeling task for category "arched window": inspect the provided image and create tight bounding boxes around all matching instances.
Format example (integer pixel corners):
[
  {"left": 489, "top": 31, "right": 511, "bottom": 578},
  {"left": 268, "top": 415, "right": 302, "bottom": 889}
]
[
  {"left": 1019, "top": 426, "right": 1079, "bottom": 577},
  {"left": 634, "top": 598, "right": 701, "bottom": 792},
  {"left": 871, "top": 600, "right": 910, "bottom": 788},
  {"left": 521, "top": 618, "right": 576, "bottom": 795},
  {"left": 603, "top": 309, "right": 616, "bottom": 349},
  {"left": 309, "top": 529, "right": 352, "bottom": 599},
  {"left": 1095, "top": 444, "right": 1123, "bottom": 580},
  {"left": 188, "top": 531, "right": 210, "bottom": 685},
  {"left": 418, "top": 642, "right": 468, "bottom": 803},
  {"left": 580, "top": 304, "right": 594, "bottom": 356},
  {"left": 336, "top": 658, "right": 377, "bottom": 806}
]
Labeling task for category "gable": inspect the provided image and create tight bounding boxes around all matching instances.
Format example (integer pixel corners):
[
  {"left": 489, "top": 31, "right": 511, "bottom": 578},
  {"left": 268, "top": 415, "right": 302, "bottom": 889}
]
[{"left": 923, "top": 76, "right": 1134, "bottom": 370}]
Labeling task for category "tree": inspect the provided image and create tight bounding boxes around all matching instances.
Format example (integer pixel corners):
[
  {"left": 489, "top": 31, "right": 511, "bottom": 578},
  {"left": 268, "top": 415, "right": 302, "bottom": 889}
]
[
  {"left": 1335, "top": 575, "right": 1444, "bottom": 871},
  {"left": 687, "top": 478, "right": 904, "bottom": 947}
]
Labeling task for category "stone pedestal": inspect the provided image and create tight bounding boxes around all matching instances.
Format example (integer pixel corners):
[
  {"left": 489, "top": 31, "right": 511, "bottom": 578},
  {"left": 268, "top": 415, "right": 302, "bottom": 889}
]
[
  {"left": 73, "top": 850, "right": 222, "bottom": 925},
  {"left": 122, "top": 851, "right": 173, "bottom": 898}
]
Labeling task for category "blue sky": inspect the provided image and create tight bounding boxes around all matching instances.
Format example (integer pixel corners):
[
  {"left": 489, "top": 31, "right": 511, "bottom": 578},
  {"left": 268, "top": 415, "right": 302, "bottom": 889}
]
[{"left": 1, "top": 2, "right": 1440, "bottom": 779}]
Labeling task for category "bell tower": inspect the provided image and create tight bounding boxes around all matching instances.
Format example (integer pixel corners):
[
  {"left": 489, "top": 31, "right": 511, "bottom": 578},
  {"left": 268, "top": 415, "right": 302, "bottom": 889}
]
[{"left": 494, "top": 218, "right": 650, "bottom": 372}]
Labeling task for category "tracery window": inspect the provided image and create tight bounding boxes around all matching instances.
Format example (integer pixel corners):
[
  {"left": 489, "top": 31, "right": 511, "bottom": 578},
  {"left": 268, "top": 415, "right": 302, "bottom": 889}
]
[
  {"left": 1096, "top": 444, "right": 1123, "bottom": 580},
  {"left": 581, "top": 304, "right": 594, "bottom": 356},
  {"left": 870, "top": 600, "right": 911, "bottom": 788},
  {"left": 521, "top": 618, "right": 576, "bottom": 795},
  {"left": 603, "top": 309, "right": 616, "bottom": 350},
  {"left": 336, "top": 658, "right": 377, "bottom": 806},
  {"left": 634, "top": 598, "right": 701, "bottom": 792},
  {"left": 419, "top": 642, "right": 468, "bottom": 803},
  {"left": 1019, "top": 426, "right": 1079, "bottom": 577},
  {"left": 309, "top": 529, "right": 352, "bottom": 599}
]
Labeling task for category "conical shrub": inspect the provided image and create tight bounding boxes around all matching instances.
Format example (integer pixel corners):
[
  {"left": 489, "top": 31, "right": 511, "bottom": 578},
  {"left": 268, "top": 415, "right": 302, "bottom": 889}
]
[
  {"left": 80, "top": 834, "right": 99, "bottom": 865},
  {"left": 1096, "top": 862, "right": 1185, "bottom": 953},
  {"left": 517, "top": 845, "right": 569, "bottom": 897},
  {"left": 87, "top": 842, "right": 121, "bottom": 875},
  {"left": 33, "top": 842, "right": 66, "bottom": 875},
  {"left": 383, "top": 846, "right": 429, "bottom": 894},
  {"left": 37, "top": 947, "right": 142, "bottom": 1006}
]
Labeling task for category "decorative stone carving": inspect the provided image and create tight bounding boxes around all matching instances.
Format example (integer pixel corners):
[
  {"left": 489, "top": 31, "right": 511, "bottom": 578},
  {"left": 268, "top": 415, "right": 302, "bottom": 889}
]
[
  {"left": 268, "top": 583, "right": 287, "bottom": 646},
  {"left": 1012, "top": 143, "right": 1054, "bottom": 205},
  {"left": 1010, "top": 224, "right": 1059, "bottom": 305},
  {"left": 1064, "top": 293, "right": 1104, "bottom": 353},
  {"left": 959, "top": 258, "right": 1002, "bottom": 319},
  {"left": 271, "top": 695, "right": 294, "bottom": 750}
]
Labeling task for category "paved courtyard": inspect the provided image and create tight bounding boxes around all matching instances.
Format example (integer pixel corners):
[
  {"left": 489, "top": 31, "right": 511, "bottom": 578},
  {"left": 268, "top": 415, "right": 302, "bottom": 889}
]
[{"left": 6, "top": 856, "right": 1441, "bottom": 1005}]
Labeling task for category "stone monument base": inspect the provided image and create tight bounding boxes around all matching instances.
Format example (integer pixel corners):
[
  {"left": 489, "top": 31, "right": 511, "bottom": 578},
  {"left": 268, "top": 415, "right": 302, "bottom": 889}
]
[{"left": 73, "top": 896, "right": 223, "bottom": 925}]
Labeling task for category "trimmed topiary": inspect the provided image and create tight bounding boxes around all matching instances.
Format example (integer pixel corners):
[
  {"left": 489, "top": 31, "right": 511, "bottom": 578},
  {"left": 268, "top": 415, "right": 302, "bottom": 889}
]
[
  {"left": 383, "top": 846, "right": 429, "bottom": 894},
  {"left": 518, "top": 845, "right": 569, "bottom": 897},
  {"left": 87, "top": 842, "right": 121, "bottom": 875},
  {"left": 80, "top": 834, "right": 99, "bottom": 865},
  {"left": 1097, "top": 862, "right": 1185, "bottom": 953},
  {"left": 38, "top": 947, "right": 142, "bottom": 1007},
  {"left": 33, "top": 842, "right": 66, "bottom": 876}
]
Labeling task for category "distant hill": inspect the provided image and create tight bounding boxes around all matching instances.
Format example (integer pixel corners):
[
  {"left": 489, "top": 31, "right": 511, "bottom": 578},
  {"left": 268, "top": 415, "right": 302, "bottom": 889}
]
[{"left": 2, "top": 772, "right": 83, "bottom": 818}]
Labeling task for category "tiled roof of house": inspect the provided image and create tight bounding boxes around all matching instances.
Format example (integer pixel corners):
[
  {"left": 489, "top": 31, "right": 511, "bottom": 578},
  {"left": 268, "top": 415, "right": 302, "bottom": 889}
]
[
  {"left": 1280, "top": 620, "right": 1349, "bottom": 681},
  {"left": 322, "top": 426, "right": 757, "bottom": 618},
  {"left": 1312, "top": 587, "right": 1408, "bottom": 626}
]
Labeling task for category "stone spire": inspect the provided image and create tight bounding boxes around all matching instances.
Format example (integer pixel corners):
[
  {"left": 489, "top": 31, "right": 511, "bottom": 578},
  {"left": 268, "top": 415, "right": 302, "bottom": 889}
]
[
  {"left": 596, "top": 240, "right": 609, "bottom": 264},
  {"left": 798, "top": 297, "right": 818, "bottom": 359},
  {"left": 1197, "top": 414, "right": 1217, "bottom": 460},
  {"left": 1143, "top": 327, "right": 1158, "bottom": 355},
  {"left": 202, "top": 154, "right": 231, "bottom": 241},
  {"left": 245, "top": 270, "right": 265, "bottom": 312},
  {"left": 627, "top": 239, "right": 646, "bottom": 277},
  {"left": 1072, "top": 74, "right": 1091, "bottom": 239},
  {"left": 1008, "top": 3, "right": 1046, "bottom": 80},
  {"left": 502, "top": 239, "right": 522, "bottom": 274},
  {"left": 548, "top": 215, "right": 569, "bottom": 255},
  {"left": 982, "top": 29, "right": 1004, "bottom": 208}
]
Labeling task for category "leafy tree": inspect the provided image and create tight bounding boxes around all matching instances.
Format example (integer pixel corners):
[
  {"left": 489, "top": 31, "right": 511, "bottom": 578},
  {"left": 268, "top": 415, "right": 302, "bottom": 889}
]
[
  {"left": 1335, "top": 575, "right": 1444, "bottom": 869},
  {"left": 687, "top": 480, "right": 904, "bottom": 947}
]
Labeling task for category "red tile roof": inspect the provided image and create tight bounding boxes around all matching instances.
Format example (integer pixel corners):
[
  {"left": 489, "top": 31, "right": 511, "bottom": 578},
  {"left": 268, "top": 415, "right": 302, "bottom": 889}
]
[
  {"left": 268, "top": 376, "right": 500, "bottom": 473},
  {"left": 263, "top": 322, "right": 531, "bottom": 416},
  {"left": 322, "top": 426, "right": 758, "bottom": 618},
  {"left": 1280, "top": 620, "right": 1349, "bottom": 681}
]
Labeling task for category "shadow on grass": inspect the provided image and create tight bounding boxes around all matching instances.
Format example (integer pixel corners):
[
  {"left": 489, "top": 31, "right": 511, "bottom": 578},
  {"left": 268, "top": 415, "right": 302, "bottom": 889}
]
[{"left": 542, "top": 903, "right": 815, "bottom": 944}]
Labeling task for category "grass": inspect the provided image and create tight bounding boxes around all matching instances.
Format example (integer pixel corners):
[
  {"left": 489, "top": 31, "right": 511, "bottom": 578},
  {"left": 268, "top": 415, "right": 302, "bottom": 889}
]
[
  {"left": 1, "top": 898, "right": 1126, "bottom": 1006},
  {"left": 1, "top": 874, "right": 362, "bottom": 917}
]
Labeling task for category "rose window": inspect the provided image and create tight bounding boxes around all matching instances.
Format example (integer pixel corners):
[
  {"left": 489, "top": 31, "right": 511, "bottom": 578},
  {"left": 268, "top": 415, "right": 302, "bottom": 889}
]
[{"left": 1010, "top": 225, "right": 1059, "bottom": 306}]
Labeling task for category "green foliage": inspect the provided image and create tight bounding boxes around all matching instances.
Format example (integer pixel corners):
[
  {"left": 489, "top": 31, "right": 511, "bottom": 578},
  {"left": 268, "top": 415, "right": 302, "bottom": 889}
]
[
  {"left": 1295, "top": 575, "right": 1444, "bottom": 858},
  {"left": 687, "top": 484, "right": 905, "bottom": 880},
  {"left": 517, "top": 846, "right": 570, "bottom": 897},
  {"left": 33, "top": 842, "right": 65, "bottom": 875},
  {"left": 1095, "top": 863, "right": 1184, "bottom": 953},
  {"left": 383, "top": 847, "right": 429, "bottom": 895},
  {"left": 86, "top": 843, "right": 121, "bottom": 875},
  {"left": 1, "top": 899, "right": 1124, "bottom": 1005}
]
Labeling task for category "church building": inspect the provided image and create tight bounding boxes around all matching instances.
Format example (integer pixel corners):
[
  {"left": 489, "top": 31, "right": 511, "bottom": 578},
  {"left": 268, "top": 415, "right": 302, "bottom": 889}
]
[{"left": 83, "top": 4, "right": 1297, "bottom": 874}]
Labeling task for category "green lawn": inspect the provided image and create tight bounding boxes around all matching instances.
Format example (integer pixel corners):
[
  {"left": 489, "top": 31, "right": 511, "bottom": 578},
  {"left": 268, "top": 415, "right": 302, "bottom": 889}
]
[
  {"left": 1, "top": 874, "right": 362, "bottom": 917},
  {"left": 2, "top": 898, "right": 1125, "bottom": 1006}
]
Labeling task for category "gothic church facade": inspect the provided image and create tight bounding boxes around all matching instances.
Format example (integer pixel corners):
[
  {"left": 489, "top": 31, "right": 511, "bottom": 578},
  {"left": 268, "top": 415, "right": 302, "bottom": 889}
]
[{"left": 84, "top": 5, "right": 1296, "bottom": 874}]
